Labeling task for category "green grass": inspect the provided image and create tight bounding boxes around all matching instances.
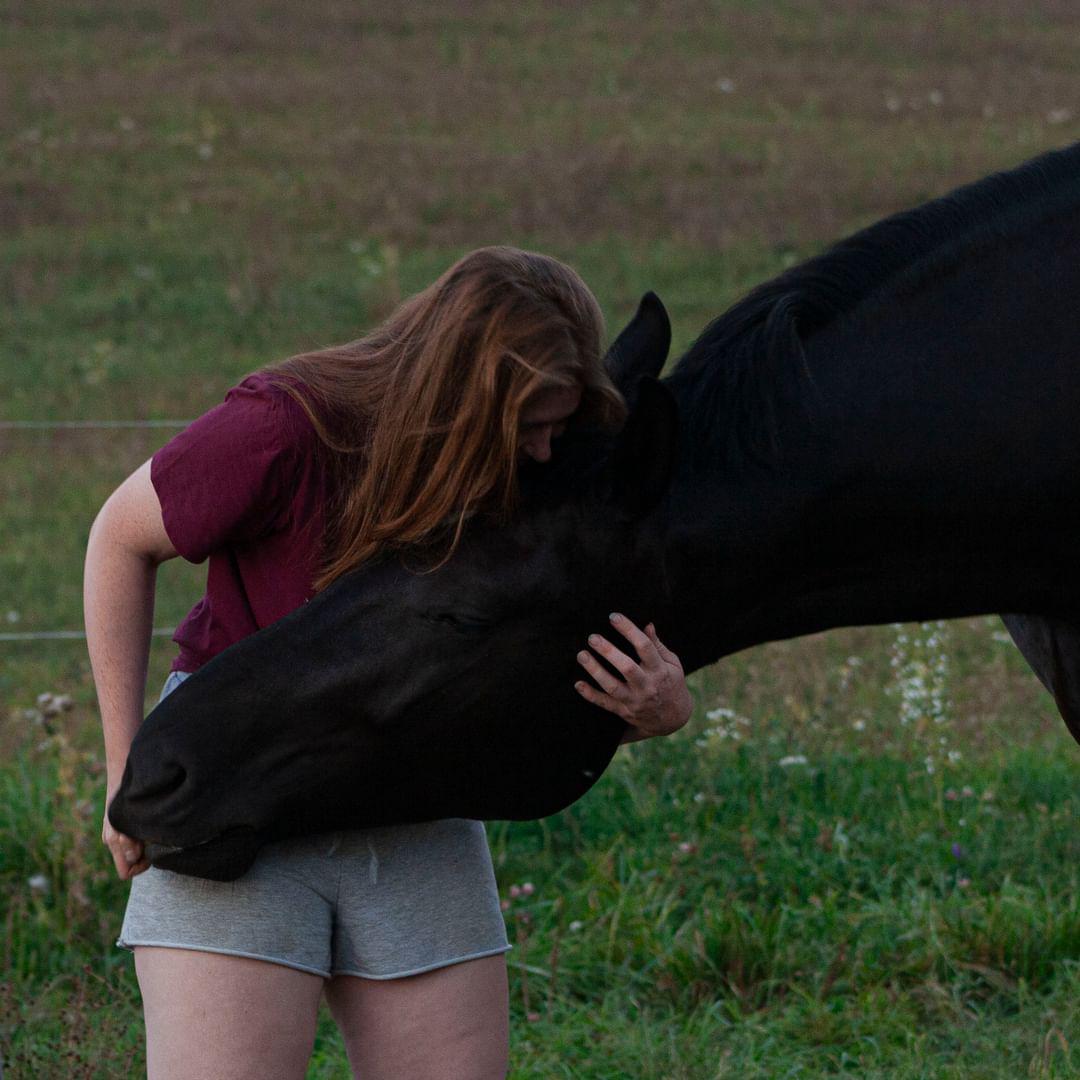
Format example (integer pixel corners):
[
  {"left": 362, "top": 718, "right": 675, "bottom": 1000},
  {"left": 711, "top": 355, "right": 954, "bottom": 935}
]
[
  {"left": 4, "top": 669, "right": 1080, "bottom": 1076},
  {"left": 3, "top": 0, "right": 1080, "bottom": 1075}
]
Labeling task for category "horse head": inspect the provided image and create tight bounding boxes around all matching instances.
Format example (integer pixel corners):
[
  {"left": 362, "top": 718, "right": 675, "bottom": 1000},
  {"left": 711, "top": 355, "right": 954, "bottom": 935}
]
[{"left": 109, "top": 295, "right": 682, "bottom": 879}]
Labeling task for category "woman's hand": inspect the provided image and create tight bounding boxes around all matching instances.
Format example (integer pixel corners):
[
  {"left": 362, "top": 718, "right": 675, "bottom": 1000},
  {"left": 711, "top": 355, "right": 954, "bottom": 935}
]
[
  {"left": 574, "top": 612, "right": 693, "bottom": 744},
  {"left": 102, "top": 791, "right": 150, "bottom": 880}
]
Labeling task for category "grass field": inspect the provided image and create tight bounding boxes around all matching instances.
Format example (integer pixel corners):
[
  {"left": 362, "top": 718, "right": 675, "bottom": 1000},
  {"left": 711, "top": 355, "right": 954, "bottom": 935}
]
[{"left": 3, "top": 2, "right": 1080, "bottom": 1076}]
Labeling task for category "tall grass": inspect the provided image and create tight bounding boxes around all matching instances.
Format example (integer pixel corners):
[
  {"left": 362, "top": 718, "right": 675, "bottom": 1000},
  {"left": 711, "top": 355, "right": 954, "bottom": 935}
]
[{"left": 3, "top": 633, "right": 1079, "bottom": 1075}]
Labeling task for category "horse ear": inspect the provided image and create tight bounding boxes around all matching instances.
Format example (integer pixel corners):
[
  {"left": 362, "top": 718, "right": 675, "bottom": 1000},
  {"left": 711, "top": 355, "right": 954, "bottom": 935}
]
[
  {"left": 608, "top": 376, "right": 679, "bottom": 518},
  {"left": 604, "top": 292, "right": 671, "bottom": 400}
]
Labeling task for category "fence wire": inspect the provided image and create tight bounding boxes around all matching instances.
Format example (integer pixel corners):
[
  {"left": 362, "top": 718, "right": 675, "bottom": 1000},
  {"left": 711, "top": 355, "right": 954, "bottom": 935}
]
[
  {"left": 1, "top": 629, "right": 177, "bottom": 641},
  {"left": 3, "top": 418, "right": 193, "bottom": 645},
  {"left": 0, "top": 420, "right": 192, "bottom": 430}
]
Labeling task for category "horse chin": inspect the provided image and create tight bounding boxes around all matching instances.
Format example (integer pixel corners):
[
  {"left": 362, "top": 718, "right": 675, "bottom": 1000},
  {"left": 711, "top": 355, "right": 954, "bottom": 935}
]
[{"left": 145, "top": 826, "right": 263, "bottom": 882}]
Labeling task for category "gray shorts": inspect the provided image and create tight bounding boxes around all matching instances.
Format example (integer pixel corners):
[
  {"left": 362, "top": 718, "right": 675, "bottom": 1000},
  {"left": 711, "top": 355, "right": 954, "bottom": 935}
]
[{"left": 117, "top": 670, "right": 510, "bottom": 979}]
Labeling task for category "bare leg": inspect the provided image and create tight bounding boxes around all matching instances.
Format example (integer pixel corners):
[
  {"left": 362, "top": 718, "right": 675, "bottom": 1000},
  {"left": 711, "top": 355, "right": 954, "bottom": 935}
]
[
  {"left": 135, "top": 946, "right": 324, "bottom": 1080},
  {"left": 324, "top": 954, "right": 509, "bottom": 1080}
]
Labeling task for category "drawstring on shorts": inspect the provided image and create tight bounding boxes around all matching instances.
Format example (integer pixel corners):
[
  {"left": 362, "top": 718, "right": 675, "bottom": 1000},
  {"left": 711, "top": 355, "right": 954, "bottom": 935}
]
[{"left": 367, "top": 837, "right": 379, "bottom": 885}]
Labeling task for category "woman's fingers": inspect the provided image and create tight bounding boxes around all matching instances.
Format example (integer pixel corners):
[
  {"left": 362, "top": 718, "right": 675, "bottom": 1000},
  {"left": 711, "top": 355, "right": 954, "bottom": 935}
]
[
  {"left": 104, "top": 816, "right": 148, "bottom": 880},
  {"left": 583, "top": 615, "right": 663, "bottom": 688},
  {"left": 576, "top": 647, "right": 627, "bottom": 698},
  {"left": 575, "top": 614, "right": 692, "bottom": 745},
  {"left": 113, "top": 843, "right": 142, "bottom": 879},
  {"left": 608, "top": 613, "right": 662, "bottom": 668},
  {"left": 645, "top": 622, "right": 679, "bottom": 664},
  {"left": 574, "top": 674, "right": 625, "bottom": 717},
  {"left": 576, "top": 615, "right": 672, "bottom": 702}
]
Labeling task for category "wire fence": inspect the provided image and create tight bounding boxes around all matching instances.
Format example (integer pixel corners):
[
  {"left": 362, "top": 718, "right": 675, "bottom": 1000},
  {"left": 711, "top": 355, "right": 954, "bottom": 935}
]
[
  {"left": 1, "top": 629, "right": 177, "bottom": 642},
  {"left": 3, "top": 417, "right": 193, "bottom": 645},
  {"left": 0, "top": 420, "right": 193, "bottom": 430}
]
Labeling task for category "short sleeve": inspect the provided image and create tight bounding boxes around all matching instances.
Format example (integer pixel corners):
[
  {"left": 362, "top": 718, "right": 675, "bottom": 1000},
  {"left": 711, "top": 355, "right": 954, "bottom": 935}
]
[{"left": 151, "top": 374, "right": 314, "bottom": 564}]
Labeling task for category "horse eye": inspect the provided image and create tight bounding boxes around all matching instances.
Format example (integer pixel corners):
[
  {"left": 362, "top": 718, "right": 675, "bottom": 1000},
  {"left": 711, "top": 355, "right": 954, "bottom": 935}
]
[{"left": 425, "top": 610, "right": 492, "bottom": 632}]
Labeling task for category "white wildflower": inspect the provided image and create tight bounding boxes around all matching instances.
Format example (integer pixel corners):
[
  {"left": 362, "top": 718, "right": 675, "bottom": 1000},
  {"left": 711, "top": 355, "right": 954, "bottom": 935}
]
[
  {"left": 698, "top": 706, "right": 751, "bottom": 746},
  {"left": 832, "top": 821, "right": 850, "bottom": 856}
]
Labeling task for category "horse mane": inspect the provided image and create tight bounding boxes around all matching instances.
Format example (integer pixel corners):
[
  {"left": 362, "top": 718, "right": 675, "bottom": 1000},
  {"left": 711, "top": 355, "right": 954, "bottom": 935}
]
[{"left": 669, "top": 139, "right": 1080, "bottom": 467}]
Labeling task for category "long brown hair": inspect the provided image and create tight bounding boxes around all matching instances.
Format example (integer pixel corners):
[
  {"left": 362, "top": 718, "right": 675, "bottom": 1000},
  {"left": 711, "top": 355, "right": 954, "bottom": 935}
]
[{"left": 261, "top": 246, "right": 626, "bottom": 591}]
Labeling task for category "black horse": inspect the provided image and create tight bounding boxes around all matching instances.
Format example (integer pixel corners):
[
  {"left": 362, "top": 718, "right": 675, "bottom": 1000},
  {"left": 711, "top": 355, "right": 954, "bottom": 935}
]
[{"left": 110, "top": 140, "right": 1080, "bottom": 880}]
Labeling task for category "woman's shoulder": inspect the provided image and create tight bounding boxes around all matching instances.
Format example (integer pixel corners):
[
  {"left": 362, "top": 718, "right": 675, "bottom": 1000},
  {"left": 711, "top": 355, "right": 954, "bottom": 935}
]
[
  {"left": 228, "top": 369, "right": 306, "bottom": 409},
  {"left": 226, "top": 370, "right": 321, "bottom": 450}
]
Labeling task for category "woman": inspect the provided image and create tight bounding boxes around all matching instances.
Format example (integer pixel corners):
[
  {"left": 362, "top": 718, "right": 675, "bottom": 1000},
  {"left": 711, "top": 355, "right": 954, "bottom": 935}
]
[{"left": 84, "top": 246, "right": 692, "bottom": 1079}]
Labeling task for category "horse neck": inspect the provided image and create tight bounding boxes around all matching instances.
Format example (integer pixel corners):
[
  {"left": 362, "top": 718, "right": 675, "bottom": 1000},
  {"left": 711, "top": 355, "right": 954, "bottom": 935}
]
[{"left": 662, "top": 204, "right": 1080, "bottom": 671}]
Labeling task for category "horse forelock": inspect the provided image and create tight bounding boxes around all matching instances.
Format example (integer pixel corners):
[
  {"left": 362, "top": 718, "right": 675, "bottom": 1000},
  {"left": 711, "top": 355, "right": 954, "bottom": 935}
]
[{"left": 517, "top": 426, "right": 615, "bottom": 508}]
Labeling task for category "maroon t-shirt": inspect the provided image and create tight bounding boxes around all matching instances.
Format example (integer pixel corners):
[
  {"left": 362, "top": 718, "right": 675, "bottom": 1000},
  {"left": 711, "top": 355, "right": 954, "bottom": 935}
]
[{"left": 151, "top": 372, "right": 332, "bottom": 674}]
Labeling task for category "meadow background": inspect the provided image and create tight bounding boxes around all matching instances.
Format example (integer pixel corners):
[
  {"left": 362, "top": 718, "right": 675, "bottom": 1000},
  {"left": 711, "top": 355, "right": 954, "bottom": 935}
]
[{"left": 3, "top": 1, "right": 1080, "bottom": 1076}]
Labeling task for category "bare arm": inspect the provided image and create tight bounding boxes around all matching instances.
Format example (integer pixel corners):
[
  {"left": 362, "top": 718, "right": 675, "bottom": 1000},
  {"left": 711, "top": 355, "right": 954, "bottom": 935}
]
[{"left": 83, "top": 458, "right": 179, "bottom": 878}]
